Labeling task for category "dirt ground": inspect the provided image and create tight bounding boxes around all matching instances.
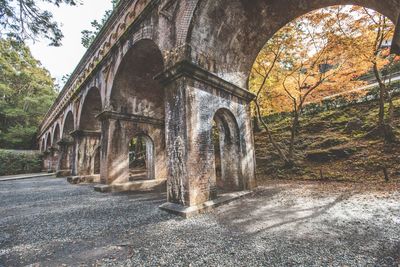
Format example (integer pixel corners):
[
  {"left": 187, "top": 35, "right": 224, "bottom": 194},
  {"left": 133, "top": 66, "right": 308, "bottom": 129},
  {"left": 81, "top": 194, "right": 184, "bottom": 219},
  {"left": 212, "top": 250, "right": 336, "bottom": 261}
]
[{"left": 1, "top": 177, "right": 399, "bottom": 266}]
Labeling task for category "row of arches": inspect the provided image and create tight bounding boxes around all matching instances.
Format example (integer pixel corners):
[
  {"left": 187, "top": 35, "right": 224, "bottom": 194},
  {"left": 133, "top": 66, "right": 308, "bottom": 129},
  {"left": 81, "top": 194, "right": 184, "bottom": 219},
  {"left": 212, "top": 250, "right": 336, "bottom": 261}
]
[
  {"left": 38, "top": 0, "right": 398, "bottom": 210},
  {"left": 42, "top": 106, "right": 244, "bottom": 196},
  {"left": 40, "top": 39, "right": 247, "bottom": 198},
  {"left": 39, "top": 36, "right": 246, "bottom": 197}
]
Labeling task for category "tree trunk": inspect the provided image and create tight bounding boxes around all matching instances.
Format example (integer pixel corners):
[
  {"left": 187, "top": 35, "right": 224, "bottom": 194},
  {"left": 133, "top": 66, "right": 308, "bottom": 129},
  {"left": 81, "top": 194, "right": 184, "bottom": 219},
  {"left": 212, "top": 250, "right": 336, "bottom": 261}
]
[
  {"left": 255, "top": 100, "right": 291, "bottom": 166},
  {"left": 288, "top": 111, "right": 299, "bottom": 161},
  {"left": 373, "top": 62, "right": 386, "bottom": 128},
  {"left": 382, "top": 167, "right": 389, "bottom": 182},
  {"left": 371, "top": 61, "right": 396, "bottom": 143},
  {"left": 388, "top": 93, "right": 394, "bottom": 125},
  {"left": 253, "top": 116, "right": 262, "bottom": 133}
]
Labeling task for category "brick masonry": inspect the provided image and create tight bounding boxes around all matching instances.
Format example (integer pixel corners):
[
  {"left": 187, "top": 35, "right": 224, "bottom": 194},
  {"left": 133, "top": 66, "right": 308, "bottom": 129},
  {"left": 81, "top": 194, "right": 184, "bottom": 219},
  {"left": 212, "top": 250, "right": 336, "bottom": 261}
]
[{"left": 39, "top": 0, "right": 400, "bottom": 211}]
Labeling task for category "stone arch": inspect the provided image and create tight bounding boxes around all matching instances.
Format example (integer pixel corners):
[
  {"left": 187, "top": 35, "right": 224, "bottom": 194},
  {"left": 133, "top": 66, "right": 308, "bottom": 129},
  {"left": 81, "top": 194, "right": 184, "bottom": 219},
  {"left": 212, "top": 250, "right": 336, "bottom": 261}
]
[
  {"left": 74, "top": 86, "right": 103, "bottom": 177},
  {"left": 58, "top": 111, "right": 76, "bottom": 175},
  {"left": 61, "top": 111, "right": 75, "bottom": 138},
  {"left": 212, "top": 108, "right": 243, "bottom": 193},
  {"left": 52, "top": 123, "right": 61, "bottom": 145},
  {"left": 78, "top": 87, "right": 102, "bottom": 131},
  {"left": 62, "top": 111, "right": 75, "bottom": 139},
  {"left": 109, "top": 39, "right": 165, "bottom": 119},
  {"left": 100, "top": 38, "right": 167, "bottom": 184},
  {"left": 46, "top": 133, "right": 52, "bottom": 150},
  {"left": 48, "top": 123, "right": 62, "bottom": 173},
  {"left": 41, "top": 138, "right": 46, "bottom": 152},
  {"left": 186, "top": 0, "right": 399, "bottom": 88}
]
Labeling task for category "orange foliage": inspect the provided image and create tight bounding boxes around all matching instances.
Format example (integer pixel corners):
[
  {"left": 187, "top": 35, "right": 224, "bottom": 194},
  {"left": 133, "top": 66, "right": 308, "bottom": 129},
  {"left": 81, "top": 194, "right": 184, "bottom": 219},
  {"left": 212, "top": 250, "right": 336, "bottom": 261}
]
[{"left": 250, "top": 5, "right": 395, "bottom": 115}]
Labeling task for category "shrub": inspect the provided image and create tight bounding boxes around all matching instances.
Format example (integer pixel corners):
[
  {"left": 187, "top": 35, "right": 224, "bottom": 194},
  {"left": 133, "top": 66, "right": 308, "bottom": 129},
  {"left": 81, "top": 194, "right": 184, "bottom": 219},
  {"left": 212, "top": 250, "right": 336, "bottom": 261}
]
[{"left": 0, "top": 150, "right": 42, "bottom": 176}]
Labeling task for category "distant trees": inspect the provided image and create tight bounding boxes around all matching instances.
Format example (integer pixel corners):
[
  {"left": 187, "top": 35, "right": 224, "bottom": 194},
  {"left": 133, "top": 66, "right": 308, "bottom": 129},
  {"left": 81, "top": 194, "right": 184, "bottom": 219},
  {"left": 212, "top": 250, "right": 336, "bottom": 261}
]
[
  {"left": 250, "top": 6, "right": 396, "bottom": 166},
  {"left": 0, "top": 39, "right": 58, "bottom": 149},
  {"left": 0, "top": 0, "right": 79, "bottom": 46},
  {"left": 81, "top": 0, "right": 119, "bottom": 48}
]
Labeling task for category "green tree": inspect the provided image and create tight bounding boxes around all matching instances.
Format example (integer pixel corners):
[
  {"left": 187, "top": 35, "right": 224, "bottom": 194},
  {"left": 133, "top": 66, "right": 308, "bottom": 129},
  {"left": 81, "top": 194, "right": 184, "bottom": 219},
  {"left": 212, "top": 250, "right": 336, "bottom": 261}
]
[
  {"left": 81, "top": 0, "right": 119, "bottom": 48},
  {"left": 0, "top": 38, "right": 58, "bottom": 149},
  {"left": 0, "top": 0, "right": 79, "bottom": 46}
]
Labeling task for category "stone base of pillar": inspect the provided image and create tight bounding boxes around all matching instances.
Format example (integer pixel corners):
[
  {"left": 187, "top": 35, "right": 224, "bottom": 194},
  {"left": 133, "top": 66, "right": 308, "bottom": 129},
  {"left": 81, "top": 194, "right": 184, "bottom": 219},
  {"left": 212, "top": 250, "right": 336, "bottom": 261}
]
[
  {"left": 159, "top": 191, "right": 252, "bottom": 218},
  {"left": 67, "top": 175, "right": 100, "bottom": 184},
  {"left": 94, "top": 179, "right": 166, "bottom": 193},
  {"left": 56, "top": 170, "right": 72, "bottom": 177}
]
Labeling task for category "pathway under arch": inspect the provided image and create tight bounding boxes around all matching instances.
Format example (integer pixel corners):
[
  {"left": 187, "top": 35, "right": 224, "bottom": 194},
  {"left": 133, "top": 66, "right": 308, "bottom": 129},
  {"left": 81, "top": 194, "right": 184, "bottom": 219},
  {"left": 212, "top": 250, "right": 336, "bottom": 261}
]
[{"left": 99, "top": 39, "right": 167, "bottom": 184}]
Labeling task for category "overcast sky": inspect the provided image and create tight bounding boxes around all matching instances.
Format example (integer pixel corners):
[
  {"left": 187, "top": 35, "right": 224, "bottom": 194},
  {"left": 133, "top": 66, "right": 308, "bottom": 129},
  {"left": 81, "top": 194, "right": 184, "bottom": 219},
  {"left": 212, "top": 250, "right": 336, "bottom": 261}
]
[{"left": 27, "top": 0, "right": 113, "bottom": 86}]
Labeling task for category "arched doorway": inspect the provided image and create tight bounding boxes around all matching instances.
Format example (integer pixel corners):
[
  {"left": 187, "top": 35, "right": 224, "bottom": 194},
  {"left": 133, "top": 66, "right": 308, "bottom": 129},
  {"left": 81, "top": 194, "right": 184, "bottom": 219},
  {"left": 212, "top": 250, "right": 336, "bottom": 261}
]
[
  {"left": 128, "top": 135, "right": 155, "bottom": 181},
  {"left": 41, "top": 139, "right": 45, "bottom": 152},
  {"left": 58, "top": 111, "right": 75, "bottom": 176},
  {"left": 53, "top": 124, "right": 61, "bottom": 145},
  {"left": 77, "top": 87, "right": 102, "bottom": 176},
  {"left": 46, "top": 134, "right": 51, "bottom": 150},
  {"left": 100, "top": 39, "right": 167, "bottom": 184},
  {"left": 51, "top": 124, "right": 61, "bottom": 172},
  {"left": 212, "top": 109, "right": 243, "bottom": 194},
  {"left": 44, "top": 133, "right": 52, "bottom": 171}
]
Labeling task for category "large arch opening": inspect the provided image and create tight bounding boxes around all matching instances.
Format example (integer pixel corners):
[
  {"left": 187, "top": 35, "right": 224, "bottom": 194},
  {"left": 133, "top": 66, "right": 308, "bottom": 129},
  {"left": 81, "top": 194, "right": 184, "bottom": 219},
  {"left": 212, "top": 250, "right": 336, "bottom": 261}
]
[
  {"left": 59, "top": 111, "right": 75, "bottom": 174},
  {"left": 53, "top": 124, "right": 61, "bottom": 145},
  {"left": 62, "top": 112, "right": 74, "bottom": 139},
  {"left": 80, "top": 87, "right": 102, "bottom": 131},
  {"left": 43, "top": 133, "right": 53, "bottom": 171},
  {"left": 110, "top": 39, "right": 165, "bottom": 119},
  {"left": 212, "top": 109, "right": 243, "bottom": 195},
  {"left": 247, "top": 5, "right": 400, "bottom": 183},
  {"left": 50, "top": 123, "right": 61, "bottom": 172},
  {"left": 41, "top": 138, "right": 45, "bottom": 152},
  {"left": 101, "top": 39, "right": 166, "bottom": 184},
  {"left": 186, "top": 1, "right": 400, "bottom": 188},
  {"left": 46, "top": 134, "right": 51, "bottom": 150},
  {"left": 188, "top": 0, "right": 398, "bottom": 88},
  {"left": 77, "top": 87, "right": 102, "bottom": 176}
]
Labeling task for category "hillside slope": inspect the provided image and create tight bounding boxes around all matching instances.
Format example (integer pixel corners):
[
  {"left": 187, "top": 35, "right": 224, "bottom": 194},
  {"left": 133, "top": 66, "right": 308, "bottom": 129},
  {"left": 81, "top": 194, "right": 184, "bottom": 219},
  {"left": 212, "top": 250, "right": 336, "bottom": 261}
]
[{"left": 255, "top": 98, "right": 400, "bottom": 185}]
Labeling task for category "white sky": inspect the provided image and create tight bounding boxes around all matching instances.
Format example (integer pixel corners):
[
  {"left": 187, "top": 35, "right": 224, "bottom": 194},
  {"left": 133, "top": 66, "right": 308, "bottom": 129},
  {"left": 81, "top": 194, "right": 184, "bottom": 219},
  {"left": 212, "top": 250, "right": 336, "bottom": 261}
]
[{"left": 27, "top": 0, "right": 113, "bottom": 86}]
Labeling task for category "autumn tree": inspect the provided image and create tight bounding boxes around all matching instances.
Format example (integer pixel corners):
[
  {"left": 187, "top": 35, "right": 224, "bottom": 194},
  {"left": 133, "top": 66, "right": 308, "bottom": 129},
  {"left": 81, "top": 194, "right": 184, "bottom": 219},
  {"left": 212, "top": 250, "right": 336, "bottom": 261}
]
[
  {"left": 250, "top": 25, "right": 297, "bottom": 165},
  {"left": 250, "top": 6, "right": 395, "bottom": 166},
  {"left": 357, "top": 8, "right": 396, "bottom": 142}
]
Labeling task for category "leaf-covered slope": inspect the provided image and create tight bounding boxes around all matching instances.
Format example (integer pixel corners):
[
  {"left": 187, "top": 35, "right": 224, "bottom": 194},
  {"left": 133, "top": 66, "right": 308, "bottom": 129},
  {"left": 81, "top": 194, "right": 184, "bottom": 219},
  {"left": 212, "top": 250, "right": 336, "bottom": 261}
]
[{"left": 255, "top": 97, "right": 400, "bottom": 184}]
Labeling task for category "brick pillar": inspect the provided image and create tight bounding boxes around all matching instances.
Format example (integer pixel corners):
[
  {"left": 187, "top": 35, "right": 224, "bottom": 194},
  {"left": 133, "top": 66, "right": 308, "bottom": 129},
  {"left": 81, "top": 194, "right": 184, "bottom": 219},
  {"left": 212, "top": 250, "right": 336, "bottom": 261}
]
[
  {"left": 51, "top": 148, "right": 59, "bottom": 172},
  {"left": 99, "top": 114, "right": 130, "bottom": 184},
  {"left": 71, "top": 130, "right": 101, "bottom": 176},
  {"left": 156, "top": 60, "right": 257, "bottom": 209},
  {"left": 56, "top": 138, "right": 74, "bottom": 177},
  {"left": 43, "top": 150, "right": 52, "bottom": 172}
]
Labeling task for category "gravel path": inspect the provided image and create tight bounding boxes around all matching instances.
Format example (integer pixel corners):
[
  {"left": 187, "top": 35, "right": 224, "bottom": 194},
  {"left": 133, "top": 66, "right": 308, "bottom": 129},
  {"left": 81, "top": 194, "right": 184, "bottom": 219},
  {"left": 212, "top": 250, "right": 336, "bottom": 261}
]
[{"left": 0, "top": 177, "right": 399, "bottom": 266}]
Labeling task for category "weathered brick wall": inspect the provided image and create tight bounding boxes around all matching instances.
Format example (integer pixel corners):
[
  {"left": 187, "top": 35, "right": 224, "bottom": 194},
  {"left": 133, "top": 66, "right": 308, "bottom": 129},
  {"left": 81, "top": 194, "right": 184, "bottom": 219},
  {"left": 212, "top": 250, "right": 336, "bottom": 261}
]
[
  {"left": 99, "top": 116, "right": 166, "bottom": 184},
  {"left": 36, "top": 0, "right": 399, "bottom": 209}
]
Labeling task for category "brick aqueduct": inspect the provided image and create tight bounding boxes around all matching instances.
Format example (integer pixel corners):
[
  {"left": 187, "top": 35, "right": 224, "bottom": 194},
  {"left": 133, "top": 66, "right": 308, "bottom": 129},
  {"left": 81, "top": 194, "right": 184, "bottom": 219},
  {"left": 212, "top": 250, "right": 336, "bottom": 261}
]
[{"left": 38, "top": 0, "right": 400, "bottom": 215}]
